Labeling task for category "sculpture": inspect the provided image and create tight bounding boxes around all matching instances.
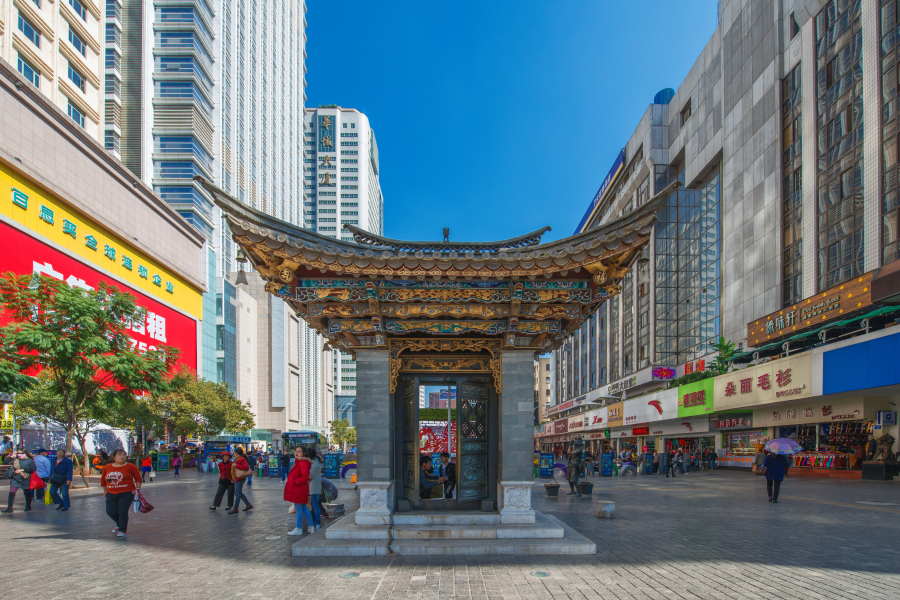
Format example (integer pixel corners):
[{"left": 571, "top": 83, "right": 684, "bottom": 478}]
[{"left": 872, "top": 434, "right": 897, "bottom": 463}]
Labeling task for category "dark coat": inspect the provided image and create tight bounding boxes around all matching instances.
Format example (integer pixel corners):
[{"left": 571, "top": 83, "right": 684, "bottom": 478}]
[
  {"left": 763, "top": 454, "right": 789, "bottom": 481},
  {"left": 5, "top": 457, "right": 36, "bottom": 487},
  {"left": 52, "top": 457, "right": 74, "bottom": 483},
  {"left": 439, "top": 461, "right": 456, "bottom": 497}
]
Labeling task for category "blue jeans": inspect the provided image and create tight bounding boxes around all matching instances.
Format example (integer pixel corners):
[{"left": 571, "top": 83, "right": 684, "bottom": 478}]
[
  {"left": 294, "top": 502, "right": 313, "bottom": 530},
  {"left": 281, "top": 467, "right": 289, "bottom": 481},
  {"left": 173, "top": 466, "right": 180, "bottom": 476},
  {"left": 49, "top": 482, "right": 70, "bottom": 509},
  {"left": 709, "top": 459, "right": 717, "bottom": 470},
  {"left": 310, "top": 494, "right": 321, "bottom": 526},
  {"left": 233, "top": 480, "right": 250, "bottom": 509},
  {"left": 247, "top": 475, "right": 252, "bottom": 486}
]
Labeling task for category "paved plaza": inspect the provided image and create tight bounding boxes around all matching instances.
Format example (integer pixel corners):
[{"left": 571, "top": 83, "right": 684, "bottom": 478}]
[{"left": 1, "top": 468, "right": 899, "bottom": 599}]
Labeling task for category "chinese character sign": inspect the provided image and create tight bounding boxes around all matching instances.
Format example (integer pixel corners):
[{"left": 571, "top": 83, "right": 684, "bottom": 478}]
[
  {"left": 0, "top": 222, "right": 197, "bottom": 371},
  {"left": 713, "top": 354, "right": 813, "bottom": 410},
  {"left": 677, "top": 379, "right": 714, "bottom": 418}
]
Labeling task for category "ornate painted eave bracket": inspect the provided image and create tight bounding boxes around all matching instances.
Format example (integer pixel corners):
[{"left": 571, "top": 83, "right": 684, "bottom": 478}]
[{"left": 389, "top": 338, "right": 502, "bottom": 394}]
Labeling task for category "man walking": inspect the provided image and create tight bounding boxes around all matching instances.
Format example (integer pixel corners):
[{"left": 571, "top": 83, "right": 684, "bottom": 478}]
[
  {"left": 49, "top": 449, "right": 73, "bottom": 511},
  {"left": 438, "top": 452, "right": 456, "bottom": 499},
  {"left": 33, "top": 448, "right": 52, "bottom": 504},
  {"left": 280, "top": 450, "right": 292, "bottom": 483}
]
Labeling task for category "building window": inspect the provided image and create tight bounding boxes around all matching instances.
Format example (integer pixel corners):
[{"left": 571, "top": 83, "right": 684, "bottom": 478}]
[
  {"left": 17, "top": 14, "right": 41, "bottom": 48},
  {"left": 105, "top": 23, "right": 121, "bottom": 46},
  {"left": 104, "top": 130, "right": 120, "bottom": 154},
  {"left": 105, "top": 49, "right": 121, "bottom": 72},
  {"left": 67, "top": 100, "right": 85, "bottom": 128},
  {"left": 69, "top": 0, "right": 87, "bottom": 21},
  {"left": 782, "top": 63, "right": 803, "bottom": 305},
  {"left": 106, "top": 0, "right": 121, "bottom": 20},
  {"left": 16, "top": 54, "right": 40, "bottom": 88},
  {"left": 68, "top": 63, "right": 87, "bottom": 93},
  {"left": 883, "top": 3, "right": 900, "bottom": 266},
  {"left": 68, "top": 27, "right": 87, "bottom": 56},
  {"left": 680, "top": 99, "right": 691, "bottom": 126},
  {"left": 104, "top": 74, "right": 120, "bottom": 98}
]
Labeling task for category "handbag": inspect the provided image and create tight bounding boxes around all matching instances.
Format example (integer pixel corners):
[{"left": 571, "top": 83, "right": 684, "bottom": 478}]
[
  {"left": 150, "top": 470, "right": 157, "bottom": 478},
  {"left": 136, "top": 490, "right": 154, "bottom": 513},
  {"left": 44, "top": 488, "right": 52, "bottom": 504},
  {"left": 29, "top": 472, "right": 46, "bottom": 490},
  {"left": 232, "top": 464, "right": 251, "bottom": 482},
  {"left": 49, "top": 473, "right": 67, "bottom": 485}
]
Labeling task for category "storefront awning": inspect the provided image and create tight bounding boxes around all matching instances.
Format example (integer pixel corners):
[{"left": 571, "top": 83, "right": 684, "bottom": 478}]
[{"left": 732, "top": 306, "right": 900, "bottom": 364}]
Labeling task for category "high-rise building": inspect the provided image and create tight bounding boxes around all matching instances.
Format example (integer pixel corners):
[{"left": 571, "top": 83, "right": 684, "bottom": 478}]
[
  {"left": 304, "top": 106, "right": 384, "bottom": 413},
  {"left": 105, "top": 0, "right": 326, "bottom": 440},
  {"left": 1, "top": 0, "right": 106, "bottom": 140},
  {"left": 543, "top": 0, "right": 900, "bottom": 457}
]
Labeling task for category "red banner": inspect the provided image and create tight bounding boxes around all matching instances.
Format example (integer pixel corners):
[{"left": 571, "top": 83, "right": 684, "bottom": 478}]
[
  {"left": 0, "top": 222, "right": 197, "bottom": 370},
  {"left": 419, "top": 421, "right": 457, "bottom": 454}
]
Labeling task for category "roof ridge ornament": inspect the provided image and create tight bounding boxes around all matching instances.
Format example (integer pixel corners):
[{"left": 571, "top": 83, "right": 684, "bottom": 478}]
[{"left": 343, "top": 224, "right": 552, "bottom": 253}]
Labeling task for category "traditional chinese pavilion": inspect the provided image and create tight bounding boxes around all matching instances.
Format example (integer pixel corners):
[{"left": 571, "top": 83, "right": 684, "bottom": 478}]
[{"left": 197, "top": 176, "right": 674, "bottom": 555}]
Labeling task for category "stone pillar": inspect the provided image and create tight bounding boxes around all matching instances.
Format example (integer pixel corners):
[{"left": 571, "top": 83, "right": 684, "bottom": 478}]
[
  {"left": 353, "top": 349, "right": 394, "bottom": 525},
  {"left": 498, "top": 349, "right": 536, "bottom": 524}
]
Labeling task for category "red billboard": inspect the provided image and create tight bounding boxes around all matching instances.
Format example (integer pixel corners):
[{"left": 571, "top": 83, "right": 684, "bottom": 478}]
[{"left": 0, "top": 222, "right": 197, "bottom": 370}]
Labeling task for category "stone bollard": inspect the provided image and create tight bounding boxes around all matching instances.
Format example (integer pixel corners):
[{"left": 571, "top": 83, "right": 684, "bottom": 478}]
[{"left": 596, "top": 500, "right": 615, "bottom": 519}]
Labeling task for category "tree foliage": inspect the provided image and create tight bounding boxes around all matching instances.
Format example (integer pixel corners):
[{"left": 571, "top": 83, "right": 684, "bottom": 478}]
[
  {"left": 709, "top": 337, "right": 739, "bottom": 376},
  {"left": 330, "top": 418, "right": 356, "bottom": 449},
  {"left": 0, "top": 273, "right": 179, "bottom": 467},
  {"left": 153, "top": 366, "right": 255, "bottom": 452}
]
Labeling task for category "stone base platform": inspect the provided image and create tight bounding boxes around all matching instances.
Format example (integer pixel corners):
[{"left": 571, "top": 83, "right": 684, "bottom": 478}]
[{"left": 291, "top": 510, "right": 596, "bottom": 557}]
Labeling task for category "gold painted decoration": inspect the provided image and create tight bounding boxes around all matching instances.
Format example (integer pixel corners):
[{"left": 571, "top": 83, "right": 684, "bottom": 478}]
[
  {"left": 307, "top": 304, "right": 371, "bottom": 317},
  {"left": 400, "top": 357, "right": 492, "bottom": 373},
  {"left": 388, "top": 338, "right": 502, "bottom": 394},
  {"left": 378, "top": 288, "right": 510, "bottom": 303},
  {"left": 380, "top": 303, "right": 511, "bottom": 319}
]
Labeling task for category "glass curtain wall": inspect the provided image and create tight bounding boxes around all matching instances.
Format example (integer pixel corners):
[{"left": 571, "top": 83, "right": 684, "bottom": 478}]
[
  {"left": 815, "top": 0, "right": 863, "bottom": 290},
  {"left": 881, "top": 0, "right": 900, "bottom": 264},
  {"left": 783, "top": 64, "right": 803, "bottom": 306}
]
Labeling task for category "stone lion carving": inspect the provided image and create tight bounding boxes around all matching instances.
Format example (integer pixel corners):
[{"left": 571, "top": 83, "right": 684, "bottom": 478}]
[
  {"left": 361, "top": 489, "right": 386, "bottom": 509},
  {"left": 873, "top": 434, "right": 897, "bottom": 463}
]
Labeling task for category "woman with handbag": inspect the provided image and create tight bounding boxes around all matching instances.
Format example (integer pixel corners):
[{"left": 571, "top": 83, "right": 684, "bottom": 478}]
[
  {"left": 284, "top": 446, "right": 312, "bottom": 535},
  {"left": 209, "top": 451, "right": 235, "bottom": 510},
  {"left": 100, "top": 449, "right": 143, "bottom": 537},
  {"left": 1, "top": 450, "right": 38, "bottom": 513},
  {"left": 49, "top": 449, "right": 74, "bottom": 511},
  {"left": 228, "top": 447, "right": 254, "bottom": 514},
  {"left": 171, "top": 452, "right": 182, "bottom": 478}
]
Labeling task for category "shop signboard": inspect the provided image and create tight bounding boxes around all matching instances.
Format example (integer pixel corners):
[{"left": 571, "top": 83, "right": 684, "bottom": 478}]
[
  {"left": 624, "top": 388, "right": 678, "bottom": 426},
  {"left": 632, "top": 426, "right": 650, "bottom": 436},
  {"left": 539, "top": 453, "right": 554, "bottom": 478},
  {"left": 0, "top": 403, "right": 12, "bottom": 432},
  {"left": 604, "top": 366, "right": 677, "bottom": 398},
  {"left": 677, "top": 378, "right": 715, "bottom": 417},
  {"left": 583, "top": 407, "right": 607, "bottom": 431},
  {"left": 553, "top": 418, "right": 568, "bottom": 434},
  {"left": 606, "top": 402, "right": 624, "bottom": 427},
  {"left": 822, "top": 330, "right": 900, "bottom": 395},
  {"left": 753, "top": 396, "right": 865, "bottom": 427},
  {"left": 710, "top": 413, "right": 753, "bottom": 430},
  {"left": 648, "top": 416, "right": 711, "bottom": 436},
  {"left": 714, "top": 353, "right": 813, "bottom": 411},
  {"left": 568, "top": 414, "right": 586, "bottom": 431},
  {"left": 0, "top": 221, "right": 198, "bottom": 371},
  {"left": 1, "top": 165, "right": 203, "bottom": 319},
  {"left": 600, "top": 452, "right": 614, "bottom": 477},
  {"left": 747, "top": 272, "right": 874, "bottom": 346}
]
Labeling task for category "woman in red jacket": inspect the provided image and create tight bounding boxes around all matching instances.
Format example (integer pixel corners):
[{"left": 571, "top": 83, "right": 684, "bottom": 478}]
[
  {"left": 284, "top": 446, "right": 312, "bottom": 535},
  {"left": 228, "top": 447, "right": 254, "bottom": 514}
]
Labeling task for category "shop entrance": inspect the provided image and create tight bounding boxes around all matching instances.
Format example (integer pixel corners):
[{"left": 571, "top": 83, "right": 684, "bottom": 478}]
[{"left": 396, "top": 373, "right": 498, "bottom": 511}]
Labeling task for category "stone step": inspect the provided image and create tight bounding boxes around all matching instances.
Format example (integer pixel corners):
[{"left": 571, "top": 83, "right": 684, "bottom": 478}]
[{"left": 390, "top": 511, "right": 501, "bottom": 525}]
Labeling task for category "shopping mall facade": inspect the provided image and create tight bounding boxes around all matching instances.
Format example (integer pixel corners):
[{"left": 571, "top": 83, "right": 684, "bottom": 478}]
[
  {"left": 544, "top": 0, "right": 900, "bottom": 472},
  {"left": 0, "top": 60, "right": 206, "bottom": 406}
]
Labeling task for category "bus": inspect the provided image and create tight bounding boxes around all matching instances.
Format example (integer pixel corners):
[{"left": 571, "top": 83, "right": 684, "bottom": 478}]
[{"left": 281, "top": 431, "right": 328, "bottom": 453}]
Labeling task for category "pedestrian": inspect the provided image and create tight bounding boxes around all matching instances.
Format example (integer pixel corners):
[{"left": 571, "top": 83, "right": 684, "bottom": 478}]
[
  {"left": 762, "top": 452, "right": 789, "bottom": 503},
  {"left": 209, "top": 451, "right": 235, "bottom": 511},
  {"left": 652, "top": 451, "right": 660, "bottom": 474},
  {"left": 280, "top": 449, "right": 292, "bottom": 483},
  {"left": 1, "top": 450, "right": 37, "bottom": 513},
  {"left": 100, "top": 449, "right": 143, "bottom": 537},
  {"left": 33, "top": 448, "right": 52, "bottom": 497},
  {"left": 665, "top": 449, "right": 677, "bottom": 478},
  {"left": 246, "top": 450, "right": 257, "bottom": 488},
  {"left": 140, "top": 453, "right": 153, "bottom": 482},
  {"left": 306, "top": 447, "right": 323, "bottom": 531},
  {"left": 709, "top": 448, "right": 718, "bottom": 470},
  {"left": 284, "top": 446, "right": 313, "bottom": 535},
  {"left": 171, "top": 452, "right": 182, "bottom": 478},
  {"left": 49, "top": 449, "right": 74, "bottom": 511},
  {"left": 228, "top": 448, "right": 254, "bottom": 514}
]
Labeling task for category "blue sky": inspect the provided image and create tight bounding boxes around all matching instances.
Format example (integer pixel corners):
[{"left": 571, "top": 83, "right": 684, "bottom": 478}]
[{"left": 305, "top": 1, "right": 719, "bottom": 244}]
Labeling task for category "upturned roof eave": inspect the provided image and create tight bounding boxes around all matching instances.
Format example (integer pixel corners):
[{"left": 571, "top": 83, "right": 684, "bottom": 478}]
[{"left": 196, "top": 177, "right": 673, "bottom": 265}]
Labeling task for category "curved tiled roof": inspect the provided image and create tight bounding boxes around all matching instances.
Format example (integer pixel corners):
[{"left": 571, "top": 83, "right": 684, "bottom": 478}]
[{"left": 194, "top": 177, "right": 677, "bottom": 278}]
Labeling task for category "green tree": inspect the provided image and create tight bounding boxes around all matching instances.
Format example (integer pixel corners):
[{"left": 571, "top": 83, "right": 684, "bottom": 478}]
[
  {"left": 0, "top": 273, "right": 179, "bottom": 476},
  {"left": 709, "top": 337, "right": 739, "bottom": 376},
  {"left": 329, "top": 418, "right": 356, "bottom": 452},
  {"left": 154, "top": 366, "right": 255, "bottom": 453}
]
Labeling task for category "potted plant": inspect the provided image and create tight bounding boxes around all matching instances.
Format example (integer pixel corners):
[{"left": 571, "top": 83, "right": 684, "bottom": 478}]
[{"left": 544, "top": 472, "right": 561, "bottom": 497}]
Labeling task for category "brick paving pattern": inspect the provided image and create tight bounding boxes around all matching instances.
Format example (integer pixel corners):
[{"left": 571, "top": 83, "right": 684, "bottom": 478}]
[{"left": 1, "top": 468, "right": 898, "bottom": 599}]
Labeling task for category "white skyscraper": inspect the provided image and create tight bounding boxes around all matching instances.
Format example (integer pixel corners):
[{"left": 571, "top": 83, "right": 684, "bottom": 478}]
[{"left": 304, "top": 106, "right": 384, "bottom": 413}]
